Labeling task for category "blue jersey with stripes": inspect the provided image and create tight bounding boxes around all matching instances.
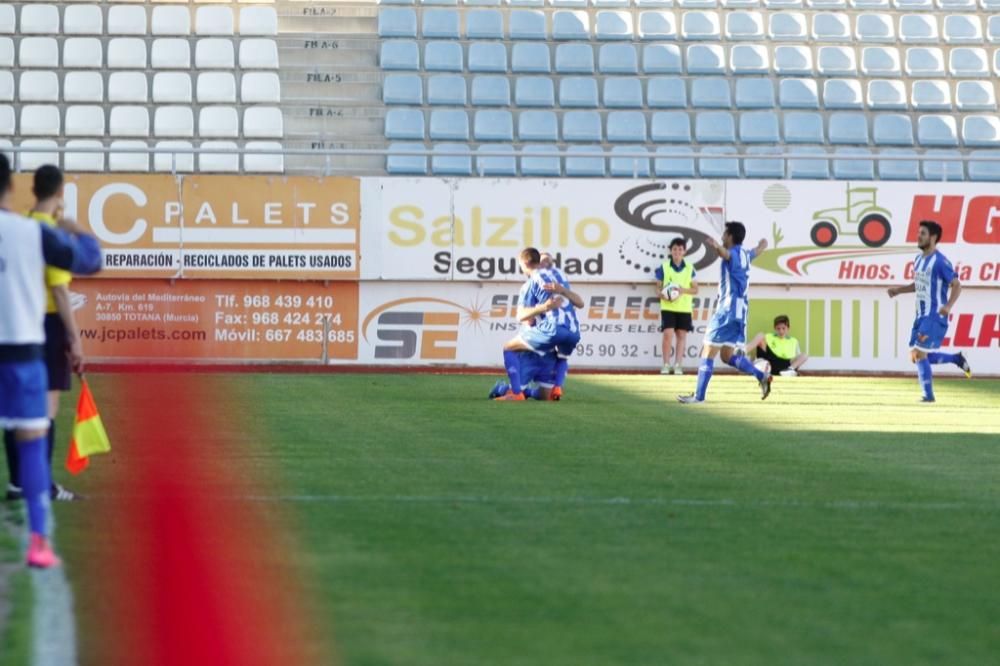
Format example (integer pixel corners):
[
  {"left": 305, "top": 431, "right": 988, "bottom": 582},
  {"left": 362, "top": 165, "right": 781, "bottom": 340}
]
[
  {"left": 715, "top": 245, "right": 757, "bottom": 324},
  {"left": 913, "top": 250, "right": 956, "bottom": 319},
  {"left": 519, "top": 267, "right": 580, "bottom": 334}
]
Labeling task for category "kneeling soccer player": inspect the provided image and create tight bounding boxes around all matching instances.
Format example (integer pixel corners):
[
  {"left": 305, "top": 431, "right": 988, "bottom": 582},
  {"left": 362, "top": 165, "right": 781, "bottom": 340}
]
[{"left": 489, "top": 351, "right": 560, "bottom": 401}]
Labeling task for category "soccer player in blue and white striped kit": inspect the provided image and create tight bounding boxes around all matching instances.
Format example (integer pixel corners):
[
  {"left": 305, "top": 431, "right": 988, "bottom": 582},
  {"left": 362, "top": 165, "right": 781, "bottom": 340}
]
[
  {"left": 678, "top": 221, "right": 770, "bottom": 404},
  {"left": 0, "top": 154, "right": 102, "bottom": 567},
  {"left": 887, "top": 220, "right": 971, "bottom": 402}
]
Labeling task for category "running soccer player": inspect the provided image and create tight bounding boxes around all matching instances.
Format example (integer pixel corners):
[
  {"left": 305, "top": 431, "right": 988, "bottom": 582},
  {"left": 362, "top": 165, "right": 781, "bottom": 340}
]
[
  {"left": 537, "top": 252, "right": 583, "bottom": 400},
  {"left": 4, "top": 165, "right": 84, "bottom": 502},
  {"left": 0, "top": 154, "right": 102, "bottom": 567},
  {"left": 887, "top": 220, "right": 971, "bottom": 402},
  {"left": 678, "top": 222, "right": 770, "bottom": 404},
  {"left": 488, "top": 350, "right": 560, "bottom": 401},
  {"left": 494, "top": 248, "right": 581, "bottom": 401}
]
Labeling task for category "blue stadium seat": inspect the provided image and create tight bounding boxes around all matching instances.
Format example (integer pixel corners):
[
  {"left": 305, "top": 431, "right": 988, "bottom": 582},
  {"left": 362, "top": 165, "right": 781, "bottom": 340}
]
[
  {"left": 607, "top": 111, "right": 647, "bottom": 142},
  {"left": 730, "top": 44, "right": 769, "bottom": 74},
  {"left": 565, "top": 146, "right": 607, "bottom": 177},
  {"left": 424, "top": 41, "right": 463, "bottom": 71},
  {"left": 596, "top": 11, "right": 633, "bottom": 40},
  {"left": 828, "top": 112, "right": 869, "bottom": 144},
  {"left": 509, "top": 11, "right": 547, "bottom": 40},
  {"left": 739, "top": 111, "right": 780, "bottom": 143},
  {"left": 651, "top": 111, "right": 692, "bottom": 142},
  {"left": 599, "top": 44, "right": 639, "bottom": 73},
  {"left": 383, "top": 74, "right": 423, "bottom": 105},
  {"left": 911, "top": 80, "right": 951, "bottom": 110},
  {"left": 471, "top": 76, "right": 511, "bottom": 106},
  {"left": 867, "top": 79, "right": 907, "bottom": 109},
  {"left": 681, "top": 11, "right": 721, "bottom": 40},
  {"left": 812, "top": 13, "right": 850, "bottom": 41},
  {"left": 515, "top": 77, "right": 555, "bottom": 106},
  {"left": 939, "top": 0, "right": 977, "bottom": 9},
  {"left": 856, "top": 14, "right": 894, "bottom": 42},
  {"left": 610, "top": 146, "right": 651, "bottom": 177},
  {"left": 562, "top": 111, "right": 602, "bottom": 142},
  {"left": 422, "top": 10, "right": 460, "bottom": 39},
  {"left": 877, "top": 149, "right": 920, "bottom": 180},
  {"left": 429, "top": 110, "right": 469, "bottom": 140},
  {"left": 468, "top": 43, "right": 507, "bottom": 72},
  {"left": 385, "top": 109, "right": 425, "bottom": 140},
  {"left": 467, "top": 10, "right": 503, "bottom": 39},
  {"left": 520, "top": 145, "right": 561, "bottom": 177},
  {"left": 648, "top": 77, "right": 687, "bottom": 108},
  {"left": 735, "top": 78, "right": 774, "bottom": 108},
  {"left": 873, "top": 114, "right": 914, "bottom": 145},
  {"left": 744, "top": 146, "right": 785, "bottom": 179},
  {"left": 861, "top": 47, "right": 901, "bottom": 77},
  {"left": 962, "top": 115, "right": 1000, "bottom": 146},
  {"left": 956, "top": 81, "right": 997, "bottom": 110},
  {"left": 555, "top": 43, "right": 594, "bottom": 73},
  {"left": 559, "top": 77, "right": 599, "bottom": 107},
  {"left": 431, "top": 143, "right": 472, "bottom": 176},
  {"left": 603, "top": 78, "right": 643, "bottom": 108},
  {"left": 774, "top": 45, "right": 813, "bottom": 75},
  {"left": 779, "top": 79, "right": 819, "bottom": 109},
  {"left": 553, "top": 11, "right": 590, "bottom": 40},
  {"left": 643, "top": 44, "right": 683, "bottom": 73},
  {"left": 381, "top": 0, "right": 415, "bottom": 6},
  {"left": 769, "top": 12, "right": 806, "bottom": 40},
  {"left": 787, "top": 147, "right": 830, "bottom": 179},
  {"left": 895, "top": 0, "right": 933, "bottom": 8},
  {"left": 918, "top": 114, "right": 959, "bottom": 146},
  {"left": 380, "top": 41, "right": 420, "bottom": 70},
  {"left": 691, "top": 79, "right": 731, "bottom": 108},
  {"left": 686, "top": 44, "right": 726, "bottom": 74},
  {"left": 654, "top": 147, "right": 696, "bottom": 177},
  {"left": 699, "top": 147, "right": 740, "bottom": 178},
  {"left": 508, "top": 0, "right": 544, "bottom": 6},
  {"left": 637, "top": 0, "right": 675, "bottom": 6},
  {"left": 476, "top": 145, "right": 517, "bottom": 177},
  {"left": 905, "top": 47, "right": 945, "bottom": 76},
  {"left": 943, "top": 14, "right": 982, "bottom": 44},
  {"left": 817, "top": 46, "right": 857, "bottom": 76},
  {"left": 823, "top": 79, "right": 863, "bottom": 109},
  {"left": 831, "top": 147, "right": 874, "bottom": 179},
  {"left": 922, "top": 150, "right": 965, "bottom": 181},
  {"left": 967, "top": 150, "right": 1000, "bottom": 181},
  {"left": 427, "top": 74, "right": 467, "bottom": 105},
  {"left": 638, "top": 11, "right": 677, "bottom": 40},
  {"left": 387, "top": 142, "right": 427, "bottom": 175},
  {"left": 900, "top": 15, "right": 937, "bottom": 44},
  {"left": 518, "top": 110, "right": 559, "bottom": 141},
  {"left": 989, "top": 15, "right": 1000, "bottom": 44},
  {"left": 726, "top": 11, "right": 764, "bottom": 40},
  {"left": 695, "top": 111, "right": 735, "bottom": 142},
  {"left": 949, "top": 47, "right": 988, "bottom": 77},
  {"left": 783, "top": 112, "right": 824, "bottom": 143},
  {"left": 473, "top": 109, "right": 514, "bottom": 141},
  {"left": 378, "top": 9, "right": 417, "bottom": 38},
  {"left": 512, "top": 43, "right": 552, "bottom": 73}
]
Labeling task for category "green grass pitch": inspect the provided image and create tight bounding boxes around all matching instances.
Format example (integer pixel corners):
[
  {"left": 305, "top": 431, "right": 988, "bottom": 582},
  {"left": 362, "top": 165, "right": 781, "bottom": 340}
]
[{"left": 58, "top": 372, "right": 1000, "bottom": 665}]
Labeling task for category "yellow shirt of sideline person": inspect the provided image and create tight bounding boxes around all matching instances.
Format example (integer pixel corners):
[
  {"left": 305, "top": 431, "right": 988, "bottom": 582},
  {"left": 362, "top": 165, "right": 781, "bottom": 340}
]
[{"left": 29, "top": 211, "right": 73, "bottom": 313}]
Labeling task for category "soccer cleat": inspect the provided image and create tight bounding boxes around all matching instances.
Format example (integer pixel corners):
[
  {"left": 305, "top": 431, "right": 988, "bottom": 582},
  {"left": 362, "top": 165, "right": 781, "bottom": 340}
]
[
  {"left": 779, "top": 369, "right": 798, "bottom": 378},
  {"left": 493, "top": 391, "right": 526, "bottom": 401},
  {"left": 550, "top": 386, "right": 563, "bottom": 401},
  {"left": 660, "top": 364, "right": 672, "bottom": 375},
  {"left": 25, "top": 533, "right": 61, "bottom": 569},
  {"left": 488, "top": 380, "right": 510, "bottom": 400},
  {"left": 51, "top": 484, "right": 83, "bottom": 502},
  {"left": 676, "top": 394, "right": 704, "bottom": 404},
  {"left": 759, "top": 374, "right": 773, "bottom": 401},
  {"left": 5, "top": 484, "right": 22, "bottom": 502},
  {"left": 672, "top": 366, "right": 683, "bottom": 376},
  {"left": 957, "top": 352, "right": 972, "bottom": 378},
  {"left": 921, "top": 396, "right": 936, "bottom": 403}
]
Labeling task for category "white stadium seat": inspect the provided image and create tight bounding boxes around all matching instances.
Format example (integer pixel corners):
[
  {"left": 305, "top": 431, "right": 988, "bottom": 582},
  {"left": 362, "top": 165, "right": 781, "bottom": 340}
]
[
  {"left": 240, "top": 72, "right": 281, "bottom": 104},
  {"left": 107, "top": 38, "right": 147, "bottom": 69},
  {"left": 199, "top": 141, "right": 239, "bottom": 172},
  {"left": 64, "top": 140, "right": 105, "bottom": 172},
  {"left": 108, "top": 6, "right": 148, "bottom": 36},
  {"left": 20, "top": 5, "right": 60, "bottom": 35},
  {"left": 109, "top": 140, "right": 150, "bottom": 172},
  {"left": 108, "top": 72, "right": 150, "bottom": 103},
  {"left": 153, "top": 73, "right": 193, "bottom": 104},
  {"left": 19, "top": 105, "right": 61, "bottom": 136},
  {"left": 64, "top": 73, "right": 104, "bottom": 103},
  {"left": 243, "top": 107, "right": 284, "bottom": 139},
  {"left": 0, "top": 73, "right": 12, "bottom": 102},
  {"left": 199, "top": 107, "right": 240, "bottom": 138},
  {"left": 152, "top": 38, "right": 192, "bottom": 69},
  {"left": 154, "top": 107, "right": 195, "bottom": 138},
  {"left": 0, "top": 105, "right": 14, "bottom": 135},
  {"left": 239, "top": 8, "right": 278, "bottom": 36},
  {"left": 109, "top": 106, "right": 150, "bottom": 138},
  {"left": 244, "top": 141, "right": 284, "bottom": 173},
  {"left": 152, "top": 6, "right": 192, "bottom": 36},
  {"left": 239, "top": 39, "right": 279, "bottom": 69},
  {"left": 196, "top": 6, "right": 235, "bottom": 36},
  {"left": 18, "top": 140, "right": 60, "bottom": 171},
  {"left": 154, "top": 140, "right": 195, "bottom": 173},
  {"left": 63, "top": 38, "right": 103, "bottom": 69},
  {"left": 19, "top": 37, "right": 59, "bottom": 68},
  {"left": 195, "top": 39, "right": 235, "bottom": 69},
  {"left": 197, "top": 72, "right": 237, "bottom": 103},
  {"left": 64, "top": 6, "right": 104, "bottom": 35},
  {"left": 65, "top": 106, "right": 106, "bottom": 137},
  {"left": 18, "top": 72, "right": 59, "bottom": 103}
]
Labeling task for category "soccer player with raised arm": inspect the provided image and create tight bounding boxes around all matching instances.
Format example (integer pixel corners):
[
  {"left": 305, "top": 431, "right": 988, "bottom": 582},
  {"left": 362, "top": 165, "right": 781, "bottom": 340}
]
[
  {"left": 887, "top": 220, "right": 971, "bottom": 402},
  {"left": 494, "top": 248, "right": 582, "bottom": 401},
  {"left": 678, "top": 221, "right": 771, "bottom": 404},
  {"left": 0, "top": 154, "right": 102, "bottom": 567}
]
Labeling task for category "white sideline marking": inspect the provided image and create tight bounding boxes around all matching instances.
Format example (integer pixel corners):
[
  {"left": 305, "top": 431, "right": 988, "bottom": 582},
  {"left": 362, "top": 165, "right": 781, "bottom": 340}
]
[{"left": 28, "top": 510, "right": 78, "bottom": 666}]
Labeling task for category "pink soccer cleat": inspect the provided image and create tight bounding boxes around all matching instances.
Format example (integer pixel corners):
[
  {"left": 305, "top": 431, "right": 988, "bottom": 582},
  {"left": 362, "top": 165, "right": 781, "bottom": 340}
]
[{"left": 25, "top": 533, "right": 61, "bottom": 569}]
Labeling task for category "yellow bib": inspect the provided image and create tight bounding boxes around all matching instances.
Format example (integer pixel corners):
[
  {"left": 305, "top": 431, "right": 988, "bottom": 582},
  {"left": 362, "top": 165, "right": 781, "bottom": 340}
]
[
  {"left": 660, "top": 261, "right": 694, "bottom": 313},
  {"left": 765, "top": 333, "right": 799, "bottom": 360}
]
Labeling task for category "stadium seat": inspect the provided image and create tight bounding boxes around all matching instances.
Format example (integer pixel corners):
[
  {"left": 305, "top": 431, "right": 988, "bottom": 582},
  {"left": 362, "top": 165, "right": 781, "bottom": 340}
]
[
  {"left": 559, "top": 77, "right": 599, "bottom": 107},
  {"left": 643, "top": 44, "right": 683, "bottom": 73},
  {"left": 0, "top": 73, "right": 11, "bottom": 103},
  {"left": 817, "top": 46, "right": 857, "bottom": 75},
  {"left": 812, "top": 13, "right": 850, "bottom": 41},
  {"left": 381, "top": 41, "right": 420, "bottom": 70},
  {"left": 509, "top": 11, "right": 547, "bottom": 40},
  {"left": 912, "top": 80, "right": 952, "bottom": 110},
  {"left": 239, "top": 8, "right": 278, "bottom": 37},
  {"left": 109, "top": 72, "right": 149, "bottom": 103},
  {"left": 241, "top": 73, "right": 280, "bottom": 105},
  {"left": 0, "top": 39, "right": 13, "bottom": 69},
  {"left": 691, "top": 79, "right": 732, "bottom": 108},
  {"left": 64, "top": 72, "right": 103, "bottom": 103},
  {"left": 20, "top": 5, "right": 60, "bottom": 35},
  {"left": 599, "top": 44, "right": 639, "bottom": 73},
  {"left": 152, "top": 6, "right": 190, "bottom": 36},
  {"left": 877, "top": 148, "right": 921, "bottom": 180},
  {"left": 19, "top": 72, "right": 59, "bottom": 103},
  {"left": 430, "top": 110, "right": 470, "bottom": 140},
  {"left": 65, "top": 106, "right": 105, "bottom": 137},
  {"left": 962, "top": 115, "right": 1000, "bottom": 146},
  {"left": 197, "top": 73, "right": 236, "bottom": 104},
  {"left": 648, "top": 77, "right": 688, "bottom": 108},
  {"left": 244, "top": 108, "right": 283, "bottom": 139},
  {"left": 425, "top": 42, "right": 464, "bottom": 71},
  {"left": 686, "top": 44, "right": 726, "bottom": 74},
  {"left": 609, "top": 146, "right": 651, "bottom": 177},
  {"left": 726, "top": 12, "right": 764, "bottom": 39},
  {"left": 240, "top": 40, "right": 278, "bottom": 69},
  {"left": 65, "top": 5, "right": 104, "bottom": 35},
  {"left": 735, "top": 78, "right": 774, "bottom": 108},
  {"left": 423, "top": 10, "right": 460, "bottom": 38},
  {"left": 199, "top": 141, "right": 239, "bottom": 173},
  {"left": 832, "top": 147, "right": 874, "bottom": 179},
  {"left": 730, "top": 44, "right": 769, "bottom": 74},
  {"left": 906, "top": 47, "right": 945, "bottom": 76},
  {"left": 681, "top": 11, "right": 721, "bottom": 40},
  {"left": 856, "top": 13, "right": 894, "bottom": 42},
  {"left": 654, "top": 147, "right": 696, "bottom": 178},
  {"left": 895, "top": 0, "right": 933, "bottom": 8},
  {"left": 695, "top": 111, "right": 735, "bottom": 142},
  {"left": 198, "top": 107, "right": 239, "bottom": 139},
  {"left": 518, "top": 110, "right": 559, "bottom": 141},
  {"left": 829, "top": 113, "right": 869, "bottom": 144},
  {"left": 596, "top": 11, "right": 633, "bottom": 40},
  {"left": 824, "top": 79, "right": 864, "bottom": 109},
  {"left": 427, "top": 75, "right": 467, "bottom": 105},
  {"left": 515, "top": 77, "right": 555, "bottom": 106},
  {"left": 378, "top": 9, "right": 418, "bottom": 38},
  {"left": 153, "top": 107, "right": 194, "bottom": 138},
  {"left": 744, "top": 147, "right": 784, "bottom": 178},
  {"left": 784, "top": 112, "right": 825, "bottom": 143},
  {"left": 468, "top": 43, "right": 507, "bottom": 72},
  {"left": 651, "top": 111, "right": 692, "bottom": 142},
  {"left": 867, "top": 79, "right": 907, "bottom": 109},
  {"left": 18, "top": 139, "right": 60, "bottom": 172},
  {"left": 152, "top": 73, "right": 192, "bottom": 104},
  {"left": 956, "top": 80, "right": 997, "bottom": 110},
  {"left": 562, "top": 111, "right": 603, "bottom": 142},
  {"left": 107, "top": 6, "right": 146, "bottom": 36},
  {"left": 739, "top": 111, "right": 780, "bottom": 143},
  {"left": 196, "top": 7, "right": 234, "bottom": 36},
  {"left": 387, "top": 142, "right": 428, "bottom": 175},
  {"left": 64, "top": 140, "right": 105, "bottom": 173},
  {"left": 17, "top": 105, "right": 58, "bottom": 137},
  {"left": 861, "top": 47, "right": 901, "bottom": 76},
  {"left": 149, "top": 38, "right": 189, "bottom": 69},
  {"left": 988, "top": 16, "right": 1000, "bottom": 43},
  {"left": 194, "top": 39, "right": 232, "bottom": 69},
  {"left": 512, "top": 43, "right": 551, "bottom": 73},
  {"left": 383, "top": 75, "right": 423, "bottom": 105},
  {"left": 565, "top": 146, "right": 606, "bottom": 177},
  {"left": 0, "top": 6, "right": 13, "bottom": 35},
  {"left": 922, "top": 149, "right": 965, "bottom": 180},
  {"left": 385, "top": 109, "right": 426, "bottom": 140},
  {"left": 467, "top": 10, "right": 503, "bottom": 39},
  {"left": 607, "top": 111, "right": 647, "bottom": 142},
  {"left": 774, "top": 45, "right": 814, "bottom": 74},
  {"left": 873, "top": 114, "right": 914, "bottom": 145},
  {"left": 900, "top": 15, "right": 938, "bottom": 43},
  {"left": 769, "top": 12, "right": 807, "bottom": 40},
  {"left": 62, "top": 38, "right": 102, "bottom": 69},
  {"left": 787, "top": 147, "right": 830, "bottom": 179},
  {"left": 471, "top": 76, "right": 511, "bottom": 105},
  {"left": 699, "top": 147, "right": 741, "bottom": 178},
  {"left": 943, "top": 15, "right": 983, "bottom": 43},
  {"left": 473, "top": 110, "right": 514, "bottom": 141},
  {"left": 108, "top": 106, "right": 149, "bottom": 138},
  {"left": 779, "top": 79, "right": 819, "bottom": 109},
  {"left": 243, "top": 141, "right": 283, "bottom": 174},
  {"left": 553, "top": 11, "right": 590, "bottom": 40},
  {"left": 918, "top": 114, "right": 960, "bottom": 146},
  {"left": 967, "top": 150, "right": 1000, "bottom": 181},
  {"left": 639, "top": 12, "right": 677, "bottom": 40},
  {"left": 555, "top": 44, "right": 594, "bottom": 74},
  {"left": 520, "top": 145, "right": 561, "bottom": 177},
  {"left": 949, "top": 47, "right": 988, "bottom": 76},
  {"left": 475, "top": 145, "right": 517, "bottom": 177},
  {"left": 603, "top": 79, "right": 643, "bottom": 108}
]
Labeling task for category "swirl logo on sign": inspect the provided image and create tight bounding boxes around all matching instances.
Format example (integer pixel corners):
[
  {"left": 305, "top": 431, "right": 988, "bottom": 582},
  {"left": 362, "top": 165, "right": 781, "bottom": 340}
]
[{"left": 613, "top": 183, "right": 721, "bottom": 275}]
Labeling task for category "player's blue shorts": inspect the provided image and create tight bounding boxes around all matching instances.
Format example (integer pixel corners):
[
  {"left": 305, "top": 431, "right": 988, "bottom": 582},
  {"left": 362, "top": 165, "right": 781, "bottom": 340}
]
[
  {"left": 705, "top": 311, "right": 746, "bottom": 348},
  {"left": 519, "top": 324, "right": 580, "bottom": 358},
  {"left": 519, "top": 351, "right": 559, "bottom": 388},
  {"left": 0, "top": 360, "right": 49, "bottom": 430},
  {"left": 909, "top": 314, "right": 948, "bottom": 352}
]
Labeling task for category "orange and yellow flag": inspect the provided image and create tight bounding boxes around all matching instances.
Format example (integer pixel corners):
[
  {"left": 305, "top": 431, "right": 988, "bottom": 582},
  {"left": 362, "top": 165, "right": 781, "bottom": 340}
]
[{"left": 65, "top": 379, "right": 111, "bottom": 475}]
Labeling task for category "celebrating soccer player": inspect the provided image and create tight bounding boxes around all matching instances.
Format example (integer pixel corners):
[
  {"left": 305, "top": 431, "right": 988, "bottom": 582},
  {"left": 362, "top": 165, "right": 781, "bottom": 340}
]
[
  {"left": 887, "top": 220, "right": 972, "bottom": 402},
  {"left": 678, "top": 222, "right": 770, "bottom": 404}
]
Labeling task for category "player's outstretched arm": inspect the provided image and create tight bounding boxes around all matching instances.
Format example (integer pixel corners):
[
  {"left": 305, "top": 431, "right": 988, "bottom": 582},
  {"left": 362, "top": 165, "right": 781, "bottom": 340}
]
[
  {"left": 752, "top": 238, "right": 768, "bottom": 259},
  {"left": 887, "top": 284, "right": 916, "bottom": 298},
  {"left": 707, "top": 236, "right": 731, "bottom": 261},
  {"left": 40, "top": 221, "right": 102, "bottom": 275},
  {"left": 939, "top": 278, "right": 962, "bottom": 315}
]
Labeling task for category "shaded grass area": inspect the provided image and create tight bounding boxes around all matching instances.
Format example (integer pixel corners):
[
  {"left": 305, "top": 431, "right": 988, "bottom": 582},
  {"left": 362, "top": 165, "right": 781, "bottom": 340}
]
[{"left": 0, "top": 504, "right": 32, "bottom": 666}]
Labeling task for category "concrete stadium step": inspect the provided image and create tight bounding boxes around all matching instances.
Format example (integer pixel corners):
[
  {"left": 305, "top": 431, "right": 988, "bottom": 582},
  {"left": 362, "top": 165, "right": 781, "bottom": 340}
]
[
  {"left": 283, "top": 106, "right": 385, "bottom": 141},
  {"left": 278, "top": 37, "right": 379, "bottom": 70},
  {"left": 278, "top": 3, "right": 377, "bottom": 36},
  {"left": 279, "top": 71, "right": 383, "bottom": 105},
  {"left": 282, "top": 139, "right": 384, "bottom": 175}
]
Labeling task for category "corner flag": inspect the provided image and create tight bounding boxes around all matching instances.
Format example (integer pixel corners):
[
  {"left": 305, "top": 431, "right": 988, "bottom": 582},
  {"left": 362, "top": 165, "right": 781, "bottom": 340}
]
[{"left": 65, "top": 378, "right": 111, "bottom": 475}]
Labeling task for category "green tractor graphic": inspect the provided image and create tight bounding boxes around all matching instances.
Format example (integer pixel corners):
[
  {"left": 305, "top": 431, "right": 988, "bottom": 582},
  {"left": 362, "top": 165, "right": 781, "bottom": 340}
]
[{"left": 810, "top": 187, "right": 892, "bottom": 248}]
